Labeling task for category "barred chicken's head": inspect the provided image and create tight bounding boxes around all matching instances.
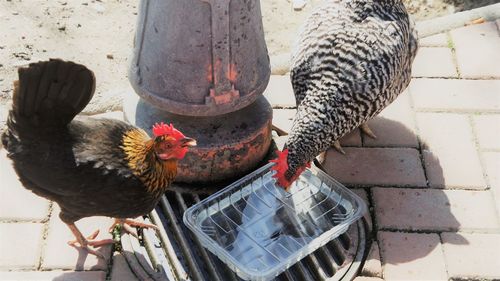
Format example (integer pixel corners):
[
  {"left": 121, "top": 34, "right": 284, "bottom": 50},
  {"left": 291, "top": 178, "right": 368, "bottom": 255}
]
[{"left": 269, "top": 149, "right": 310, "bottom": 191}]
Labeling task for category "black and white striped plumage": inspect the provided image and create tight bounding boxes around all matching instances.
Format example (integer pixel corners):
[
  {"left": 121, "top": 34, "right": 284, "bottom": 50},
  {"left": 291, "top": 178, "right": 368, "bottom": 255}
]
[{"left": 274, "top": 0, "right": 418, "bottom": 186}]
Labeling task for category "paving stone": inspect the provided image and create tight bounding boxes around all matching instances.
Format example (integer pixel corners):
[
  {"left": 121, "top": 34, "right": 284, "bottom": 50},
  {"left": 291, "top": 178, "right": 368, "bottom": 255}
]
[
  {"left": 410, "top": 79, "right": 500, "bottom": 113},
  {"left": 263, "top": 75, "right": 296, "bottom": 108},
  {"left": 323, "top": 147, "right": 426, "bottom": 187},
  {"left": 482, "top": 152, "right": 500, "bottom": 217},
  {"left": 418, "top": 33, "right": 448, "bottom": 47},
  {"left": 442, "top": 232, "right": 500, "bottom": 279},
  {"left": 372, "top": 187, "right": 499, "bottom": 231},
  {"left": 0, "top": 271, "right": 106, "bottom": 281},
  {"left": 360, "top": 241, "right": 382, "bottom": 278},
  {"left": 0, "top": 150, "right": 51, "bottom": 221},
  {"left": 339, "top": 128, "right": 362, "bottom": 146},
  {"left": 352, "top": 188, "right": 373, "bottom": 233},
  {"left": 91, "top": 110, "right": 124, "bottom": 120},
  {"left": 353, "top": 277, "right": 383, "bottom": 281},
  {"left": 41, "top": 205, "right": 113, "bottom": 271},
  {"left": 451, "top": 22, "right": 500, "bottom": 78},
  {"left": 110, "top": 253, "right": 138, "bottom": 281},
  {"left": 411, "top": 47, "right": 458, "bottom": 78},
  {"left": 272, "top": 108, "right": 295, "bottom": 134},
  {"left": 473, "top": 115, "right": 500, "bottom": 150},
  {"left": 378, "top": 231, "right": 447, "bottom": 280},
  {"left": 365, "top": 91, "right": 418, "bottom": 147},
  {"left": 0, "top": 223, "right": 44, "bottom": 270},
  {"left": 416, "top": 113, "right": 486, "bottom": 189}
]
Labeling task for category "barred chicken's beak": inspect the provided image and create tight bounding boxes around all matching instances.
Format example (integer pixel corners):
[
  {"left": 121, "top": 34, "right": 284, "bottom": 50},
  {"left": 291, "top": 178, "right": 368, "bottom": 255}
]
[{"left": 181, "top": 137, "right": 197, "bottom": 147}]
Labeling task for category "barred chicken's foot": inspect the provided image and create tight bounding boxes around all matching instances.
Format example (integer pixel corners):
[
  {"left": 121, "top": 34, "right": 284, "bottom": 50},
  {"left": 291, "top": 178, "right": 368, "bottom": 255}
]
[
  {"left": 332, "top": 140, "right": 346, "bottom": 154},
  {"left": 272, "top": 124, "right": 289, "bottom": 136},
  {"left": 67, "top": 224, "right": 113, "bottom": 259},
  {"left": 360, "top": 123, "right": 377, "bottom": 139}
]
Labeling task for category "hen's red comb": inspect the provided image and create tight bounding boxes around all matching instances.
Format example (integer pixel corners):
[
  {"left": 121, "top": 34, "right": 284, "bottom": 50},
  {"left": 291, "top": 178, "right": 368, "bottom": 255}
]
[
  {"left": 152, "top": 122, "right": 186, "bottom": 139},
  {"left": 269, "top": 149, "right": 311, "bottom": 190}
]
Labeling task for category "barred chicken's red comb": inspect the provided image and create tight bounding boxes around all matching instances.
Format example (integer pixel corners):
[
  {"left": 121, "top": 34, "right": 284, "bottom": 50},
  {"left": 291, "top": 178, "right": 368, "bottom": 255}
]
[
  {"left": 270, "top": 149, "right": 291, "bottom": 189},
  {"left": 152, "top": 122, "right": 186, "bottom": 139},
  {"left": 269, "top": 149, "right": 311, "bottom": 190}
]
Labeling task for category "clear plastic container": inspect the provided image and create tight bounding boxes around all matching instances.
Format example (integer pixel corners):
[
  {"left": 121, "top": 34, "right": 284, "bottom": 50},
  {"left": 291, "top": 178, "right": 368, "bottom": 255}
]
[{"left": 183, "top": 162, "right": 367, "bottom": 281}]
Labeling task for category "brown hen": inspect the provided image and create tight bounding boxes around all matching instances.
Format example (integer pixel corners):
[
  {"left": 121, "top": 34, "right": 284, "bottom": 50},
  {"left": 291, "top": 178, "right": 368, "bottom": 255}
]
[{"left": 1, "top": 59, "right": 196, "bottom": 257}]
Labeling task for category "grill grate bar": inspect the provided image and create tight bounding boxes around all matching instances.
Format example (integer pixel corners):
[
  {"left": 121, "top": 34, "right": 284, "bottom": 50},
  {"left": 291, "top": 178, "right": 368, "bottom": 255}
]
[
  {"left": 193, "top": 194, "right": 240, "bottom": 281},
  {"left": 305, "top": 254, "right": 328, "bottom": 281},
  {"left": 175, "top": 192, "right": 224, "bottom": 281},
  {"left": 150, "top": 209, "right": 190, "bottom": 280},
  {"left": 159, "top": 196, "right": 205, "bottom": 281}
]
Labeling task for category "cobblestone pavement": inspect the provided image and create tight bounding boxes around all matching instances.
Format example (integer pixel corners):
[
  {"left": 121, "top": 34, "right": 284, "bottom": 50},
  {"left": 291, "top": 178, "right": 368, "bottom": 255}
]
[{"left": 1, "top": 21, "right": 499, "bottom": 281}]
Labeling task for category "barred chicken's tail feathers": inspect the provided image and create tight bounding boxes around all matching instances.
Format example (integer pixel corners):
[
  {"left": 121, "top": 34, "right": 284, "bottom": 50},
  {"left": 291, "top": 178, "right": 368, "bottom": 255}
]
[{"left": 10, "top": 59, "right": 95, "bottom": 129}]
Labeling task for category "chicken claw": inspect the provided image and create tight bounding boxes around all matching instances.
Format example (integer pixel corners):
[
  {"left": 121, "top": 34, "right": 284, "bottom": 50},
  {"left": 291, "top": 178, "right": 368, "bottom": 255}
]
[
  {"left": 67, "top": 224, "right": 113, "bottom": 259},
  {"left": 332, "top": 140, "right": 346, "bottom": 154},
  {"left": 359, "top": 123, "right": 377, "bottom": 139}
]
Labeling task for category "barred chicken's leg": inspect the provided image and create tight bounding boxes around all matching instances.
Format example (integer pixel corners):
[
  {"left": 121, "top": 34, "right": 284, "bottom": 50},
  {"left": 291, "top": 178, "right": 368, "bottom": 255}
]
[
  {"left": 360, "top": 123, "right": 377, "bottom": 139},
  {"left": 332, "top": 140, "right": 346, "bottom": 154},
  {"left": 272, "top": 124, "right": 289, "bottom": 136},
  {"left": 67, "top": 223, "right": 113, "bottom": 259}
]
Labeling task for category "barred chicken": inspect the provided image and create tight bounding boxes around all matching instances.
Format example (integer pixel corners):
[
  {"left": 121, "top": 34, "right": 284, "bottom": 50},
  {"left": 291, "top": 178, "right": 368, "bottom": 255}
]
[
  {"left": 271, "top": 0, "right": 418, "bottom": 188},
  {"left": 1, "top": 59, "right": 196, "bottom": 257}
]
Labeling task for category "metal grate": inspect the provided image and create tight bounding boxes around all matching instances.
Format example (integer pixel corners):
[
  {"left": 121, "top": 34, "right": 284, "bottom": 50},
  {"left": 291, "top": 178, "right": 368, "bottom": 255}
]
[{"left": 122, "top": 186, "right": 369, "bottom": 281}]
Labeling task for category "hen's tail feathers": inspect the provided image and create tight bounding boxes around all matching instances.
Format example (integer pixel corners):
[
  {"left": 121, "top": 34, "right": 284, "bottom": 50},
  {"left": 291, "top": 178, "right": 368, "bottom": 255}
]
[{"left": 10, "top": 59, "right": 95, "bottom": 128}]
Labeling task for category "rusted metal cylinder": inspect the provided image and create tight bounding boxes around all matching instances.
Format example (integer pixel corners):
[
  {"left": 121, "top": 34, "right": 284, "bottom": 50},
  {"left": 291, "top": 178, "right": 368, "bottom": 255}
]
[
  {"left": 124, "top": 94, "right": 272, "bottom": 183},
  {"left": 129, "top": 0, "right": 270, "bottom": 117}
]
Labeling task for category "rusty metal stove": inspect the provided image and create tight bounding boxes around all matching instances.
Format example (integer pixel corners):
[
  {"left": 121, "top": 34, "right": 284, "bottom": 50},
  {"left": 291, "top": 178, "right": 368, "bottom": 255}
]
[{"left": 124, "top": 0, "right": 272, "bottom": 183}]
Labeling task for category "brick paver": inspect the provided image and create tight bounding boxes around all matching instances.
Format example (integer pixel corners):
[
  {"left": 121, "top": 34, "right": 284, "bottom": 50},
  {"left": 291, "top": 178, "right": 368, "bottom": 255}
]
[
  {"left": 323, "top": 147, "right": 426, "bottom": 187},
  {"left": 110, "top": 253, "right": 137, "bottom": 281},
  {"left": 263, "top": 75, "right": 296, "bottom": 107},
  {"left": 0, "top": 223, "right": 44, "bottom": 270},
  {"left": 442, "top": 232, "right": 500, "bottom": 279},
  {"left": 418, "top": 33, "right": 448, "bottom": 47},
  {"left": 0, "top": 271, "right": 106, "bottom": 281},
  {"left": 451, "top": 22, "right": 500, "bottom": 78},
  {"left": 410, "top": 79, "right": 500, "bottom": 113},
  {"left": 411, "top": 47, "right": 458, "bottom": 78},
  {"left": 473, "top": 115, "right": 500, "bottom": 150},
  {"left": 352, "top": 188, "right": 373, "bottom": 232},
  {"left": 272, "top": 108, "right": 295, "bottom": 134},
  {"left": 364, "top": 91, "right": 418, "bottom": 147},
  {"left": 378, "top": 231, "right": 448, "bottom": 280},
  {"left": 360, "top": 241, "right": 382, "bottom": 278},
  {"left": 482, "top": 152, "right": 500, "bottom": 216},
  {"left": 353, "top": 277, "right": 383, "bottom": 281},
  {"left": 373, "top": 187, "right": 500, "bottom": 231},
  {"left": 416, "top": 113, "right": 486, "bottom": 189},
  {"left": 0, "top": 150, "right": 51, "bottom": 221},
  {"left": 41, "top": 205, "right": 113, "bottom": 271}
]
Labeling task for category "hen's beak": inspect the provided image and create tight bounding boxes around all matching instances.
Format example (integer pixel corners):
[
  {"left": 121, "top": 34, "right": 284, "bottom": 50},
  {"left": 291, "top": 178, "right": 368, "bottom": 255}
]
[{"left": 180, "top": 137, "right": 197, "bottom": 147}]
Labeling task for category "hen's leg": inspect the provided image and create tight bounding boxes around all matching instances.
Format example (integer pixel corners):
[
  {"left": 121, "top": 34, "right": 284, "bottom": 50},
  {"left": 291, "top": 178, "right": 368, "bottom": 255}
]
[
  {"left": 359, "top": 123, "right": 377, "bottom": 139},
  {"left": 66, "top": 223, "right": 113, "bottom": 259},
  {"left": 109, "top": 218, "right": 159, "bottom": 237}
]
